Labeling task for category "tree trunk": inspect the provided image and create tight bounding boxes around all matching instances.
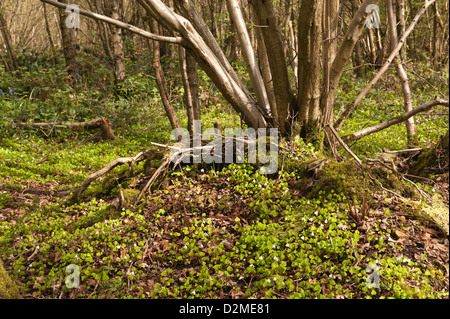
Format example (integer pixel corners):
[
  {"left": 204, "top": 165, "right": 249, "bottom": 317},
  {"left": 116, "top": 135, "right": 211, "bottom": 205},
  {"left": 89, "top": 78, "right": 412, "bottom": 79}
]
[
  {"left": 251, "top": 0, "right": 295, "bottom": 135},
  {"left": 226, "top": 0, "right": 270, "bottom": 114},
  {"left": 150, "top": 19, "right": 181, "bottom": 130},
  {"left": 105, "top": 0, "right": 126, "bottom": 84},
  {"left": 351, "top": 0, "right": 364, "bottom": 77},
  {"left": 0, "top": 7, "right": 19, "bottom": 71},
  {"left": 328, "top": 0, "right": 380, "bottom": 127},
  {"left": 254, "top": 22, "right": 278, "bottom": 129},
  {"left": 179, "top": 46, "right": 200, "bottom": 135},
  {"left": 138, "top": 0, "right": 268, "bottom": 130},
  {"left": 42, "top": 3, "right": 58, "bottom": 66},
  {"left": 386, "top": 0, "right": 416, "bottom": 144},
  {"left": 320, "top": 0, "right": 340, "bottom": 128},
  {"left": 297, "top": 0, "right": 324, "bottom": 148},
  {"left": 397, "top": 0, "right": 407, "bottom": 61},
  {"left": 57, "top": 0, "right": 79, "bottom": 79}
]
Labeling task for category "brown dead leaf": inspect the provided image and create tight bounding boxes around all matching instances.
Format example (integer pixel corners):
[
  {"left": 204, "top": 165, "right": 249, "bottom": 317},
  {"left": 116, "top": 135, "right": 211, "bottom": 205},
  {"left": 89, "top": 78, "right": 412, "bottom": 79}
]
[
  {"left": 54, "top": 251, "right": 63, "bottom": 262},
  {"left": 87, "top": 278, "right": 97, "bottom": 286},
  {"left": 120, "top": 248, "right": 128, "bottom": 259},
  {"left": 395, "top": 229, "right": 409, "bottom": 239},
  {"left": 221, "top": 239, "right": 233, "bottom": 250}
]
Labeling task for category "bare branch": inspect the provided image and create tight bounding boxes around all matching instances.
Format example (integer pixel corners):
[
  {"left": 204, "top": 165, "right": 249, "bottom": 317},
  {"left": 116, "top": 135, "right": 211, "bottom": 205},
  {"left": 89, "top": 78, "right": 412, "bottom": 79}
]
[
  {"left": 342, "top": 98, "right": 449, "bottom": 143},
  {"left": 335, "top": 0, "right": 437, "bottom": 130},
  {"left": 40, "top": 0, "right": 184, "bottom": 44}
]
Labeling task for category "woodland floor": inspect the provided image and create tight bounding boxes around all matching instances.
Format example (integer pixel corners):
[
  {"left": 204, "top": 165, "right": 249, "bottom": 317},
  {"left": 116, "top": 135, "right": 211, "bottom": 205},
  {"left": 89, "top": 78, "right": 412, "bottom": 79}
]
[{"left": 0, "top": 126, "right": 448, "bottom": 299}]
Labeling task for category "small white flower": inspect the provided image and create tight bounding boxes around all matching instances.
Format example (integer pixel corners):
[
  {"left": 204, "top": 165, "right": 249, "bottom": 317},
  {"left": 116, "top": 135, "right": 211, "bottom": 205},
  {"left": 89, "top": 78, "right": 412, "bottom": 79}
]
[
  {"left": 272, "top": 244, "right": 276, "bottom": 249},
  {"left": 192, "top": 291, "right": 196, "bottom": 295},
  {"left": 201, "top": 169, "right": 204, "bottom": 173},
  {"left": 266, "top": 279, "right": 271, "bottom": 283},
  {"left": 324, "top": 219, "right": 328, "bottom": 224},
  {"left": 301, "top": 236, "right": 305, "bottom": 240},
  {"left": 309, "top": 218, "right": 313, "bottom": 222},
  {"left": 274, "top": 256, "right": 278, "bottom": 262},
  {"left": 285, "top": 243, "right": 290, "bottom": 248},
  {"left": 314, "top": 211, "right": 318, "bottom": 215},
  {"left": 259, "top": 256, "right": 263, "bottom": 260},
  {"left": 249, "top": 264, "right": 254, "bottom": 268},
  {"left": 117, "top": 245, "right": 121, "bottom": 249}
]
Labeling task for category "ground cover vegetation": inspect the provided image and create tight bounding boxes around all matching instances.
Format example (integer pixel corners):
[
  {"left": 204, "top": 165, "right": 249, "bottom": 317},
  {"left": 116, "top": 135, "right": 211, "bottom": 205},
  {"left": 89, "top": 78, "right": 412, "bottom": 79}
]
[{"left": 0, "top": 0, "right": 448, "bottom": 300}]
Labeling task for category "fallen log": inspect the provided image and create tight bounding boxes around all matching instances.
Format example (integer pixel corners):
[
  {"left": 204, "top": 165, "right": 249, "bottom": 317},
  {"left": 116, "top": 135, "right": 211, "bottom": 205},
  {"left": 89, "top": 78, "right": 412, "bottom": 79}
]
[{"left": 16, "top": 117, "right": 115, "bottom": 140}]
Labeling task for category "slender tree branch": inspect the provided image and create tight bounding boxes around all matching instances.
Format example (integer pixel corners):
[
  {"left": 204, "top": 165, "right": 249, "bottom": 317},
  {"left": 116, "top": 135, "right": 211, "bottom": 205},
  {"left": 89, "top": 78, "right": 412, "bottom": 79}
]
[
  {"left": 40, "top": 0, "right": 185, "bottom": 44},
  {"left": 334, "top": 0, "right": 437, "bottom": 130},
  {"left": 342, "top": 98, "right": 449, "bottom": 143}
]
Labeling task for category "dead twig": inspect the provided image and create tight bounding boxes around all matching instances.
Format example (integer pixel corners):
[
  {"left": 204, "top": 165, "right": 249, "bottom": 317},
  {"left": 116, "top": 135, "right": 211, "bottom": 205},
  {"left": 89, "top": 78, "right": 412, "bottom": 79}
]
[{"left": 326, "top": 124, "right": 362, "bottom": 166}]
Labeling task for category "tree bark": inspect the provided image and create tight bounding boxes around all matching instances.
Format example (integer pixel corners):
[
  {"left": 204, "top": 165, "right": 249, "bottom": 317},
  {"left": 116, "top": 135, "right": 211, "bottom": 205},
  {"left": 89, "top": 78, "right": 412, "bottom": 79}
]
[
  {"left": 42, "top": 3, "right": 58, "bottom": 66},
  {"left": 297, "top": 0, "right": 324, "bottom": 148},
  {"left": 226, "top": 0, "right": 270, "bottom": 113},
  {"left": 57, "top": 0, "right": 79, "bottom": 79},
  {"left": 397, "top": 0, "right": 407, "bottom": 61},
  {"left": 179, "top": 46, "right": 200, "bottom": 135},
  {"left": 328, "top": 0, "right": 380, "bottom": 114},
  {"left": 351, "top": 0, "right": 364, "bottom": 76},
  {"left": 386, "top": 0, "right": 416, "bottom": 143},
  {"left": 320, "top": 0, "right": 340, "bottom": 127},
  {"left": 105, "top": 0, "right": 126, "bottom": 84},
  {"left": 0, "top": 7, "right": 19, "bottom": 71},
  {"left": 138, "top": 0, "right": 268, "bottom": 130},
  {"left": 251, "top": 0, "right": 295, "bottom": 135},
  {"left": 150, "top": 19, "right": 181, "bottom": 130}
]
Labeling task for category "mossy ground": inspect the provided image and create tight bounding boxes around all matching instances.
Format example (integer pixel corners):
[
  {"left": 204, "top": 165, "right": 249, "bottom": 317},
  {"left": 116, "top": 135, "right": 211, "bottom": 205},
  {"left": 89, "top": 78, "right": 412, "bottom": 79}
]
[{"left": 0, "top": 259, "right": 21, "bottom": 298}]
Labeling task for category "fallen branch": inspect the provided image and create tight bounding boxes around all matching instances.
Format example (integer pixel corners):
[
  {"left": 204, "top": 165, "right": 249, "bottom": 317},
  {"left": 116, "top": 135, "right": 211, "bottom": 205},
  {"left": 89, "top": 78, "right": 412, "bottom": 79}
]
[
  {"left": 134, "top": 155, "right": 172, "bottom": 205},
  {"left": 16, "top": 117, "right": 115, "bottom": 140},
  {"left": 342, "top": 98, "right": 449, "bottom": 143},
  {"left": 74, "top": 151, "right": 147, "bottom": 199},
  {"left": 326, "top": 124, "right": 362, "bottom": 166}
]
